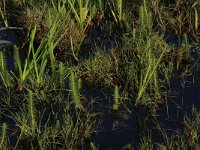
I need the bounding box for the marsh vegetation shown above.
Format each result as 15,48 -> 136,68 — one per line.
0,0 -> 200,149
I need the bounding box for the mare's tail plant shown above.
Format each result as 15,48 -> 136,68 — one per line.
0,51 -> 12,88
69,71 -> 83,109
139,0 -> 153,38
191,2 -> 199,33
59,62 -> 65,88
0,122 -> 7,149
135,38 -> 168,106
113,85 -> 120,110
28,90 -> 36,133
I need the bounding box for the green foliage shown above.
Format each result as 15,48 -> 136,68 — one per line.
90,142 -> 98,150
51,0 -> 67,14
135,36 -> 168,106
59,62 -> 65,87
113,85 -> 120,110
0,51 -> 12,88
69,71 -> 83,109
0,123 -> 7,149
28,90 -> 36,132
139,0 -> 153,35
68,0 -> 90,27
0,0 -> 8,27
109,0 -> 124,26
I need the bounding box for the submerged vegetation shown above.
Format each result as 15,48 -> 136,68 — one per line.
0,0 -> 200,149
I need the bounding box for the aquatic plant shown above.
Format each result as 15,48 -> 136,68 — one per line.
139,0 -> 152,37
135,37 -> 168,106
0,51 -> 13,88
68,0 -> 90,28
79,50 -> 114,86
28,90 -> 36,132
0,0 -> 8,27
109,0 -> 124,25
51,0 -> 67,14
138,133 -> 153,150
12,26 -> 45,90
69,70 -> 83,109
59,62 -> 65,88
90,142 -> 98,150
191,2 -> 199,33
113,85 -> 120,110
13,45 -> 32,91
0,123 -> 7,149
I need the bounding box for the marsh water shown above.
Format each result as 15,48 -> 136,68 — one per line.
1,29 -> 200,149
